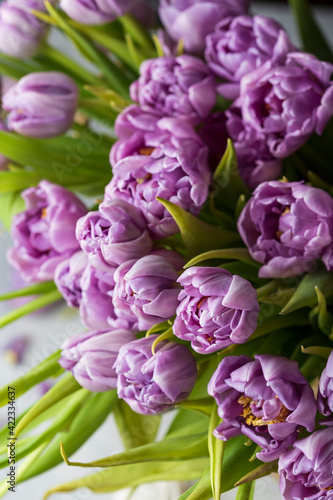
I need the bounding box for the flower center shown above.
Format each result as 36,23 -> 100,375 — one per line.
238,396 -> 290,426
139,147 -> 155,156
137,173 -> 152,184
41,208 -> 47,219
276,206 -> 291,240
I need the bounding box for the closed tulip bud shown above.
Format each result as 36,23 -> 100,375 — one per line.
59,329 -> 137,392
3,71 -> 78,138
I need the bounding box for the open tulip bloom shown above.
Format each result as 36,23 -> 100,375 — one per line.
1,1 -> 333,500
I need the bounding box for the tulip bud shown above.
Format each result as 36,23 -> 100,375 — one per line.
3,71 -> 78,138
59,329 -> 137,392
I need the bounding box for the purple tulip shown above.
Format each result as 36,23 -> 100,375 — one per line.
80,263 -> 135,332
59,329 -> 137,392
114,335 -> 197,414
159,0 -> 250,54
318,350 -> 333,417
208,354 -> 317,462
130,55 -> 216,125
237,180 -> 333,278
173,267 -> 259,354
54,251 -> 88,308
113,254 -> 181,331
205,15 -> 293,100
76,199 -> 153,271
0,0 -> 46,59
240,52 -> 333,158
106,105 -> 211,238
3,71 -> 78,138
278,427 -> 333,499
226,107 -> 282,189
60,0 -> 134,25
7,181 -> 87,282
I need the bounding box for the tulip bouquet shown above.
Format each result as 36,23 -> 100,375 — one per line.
0,0 -> 333,499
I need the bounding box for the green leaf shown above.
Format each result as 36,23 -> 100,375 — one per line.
175,436 -> 259,500
0,171 -> 41,193
125,33 -> 146,70
69,24 -> 138,71
61,432 -> 208,468
0,350 -> 62,407
157,198 -> 241,256
43,458 -> 209,498
315,286 -> 333,337
19,392 -> 117,482
288,0 -> 333,63
119,13 -> 154,48
13,373 -> 81,438
281,268 -> 333,315
146,319 -> 172,337
114,399 -> 160,450
0,53 -> 41,79
176,398 -> 213,418
166,410 -> 209,440
0,390 -> 90,467
208,402 -> 224,500
45,2 -> 131,95
85,85 -> 132,112
0,289 -> 62,330
184,249 -> 259,269
0,191 -> 25,230
301,345 -> 332,359
211,140 -> 251,212
234,460 -> 278,487
178,468 -> 211,500
39,42 -> 98,84
0,131 -> 111,189
0,392 -> 118,493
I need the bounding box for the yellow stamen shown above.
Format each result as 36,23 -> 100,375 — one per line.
238,396 -> 290,427
137,173 -> 152,184
139,147 -> 155,156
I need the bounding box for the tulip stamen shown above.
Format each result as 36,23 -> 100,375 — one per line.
137,173 -> 152,184
238,396 -> 290,426
139,147 -> 155,156
41,208 -> 47,219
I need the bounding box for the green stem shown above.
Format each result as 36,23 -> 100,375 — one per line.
40,43 -> 98,83
119,13 -> 153,48
0,281 -> 56,301
0,290 -> 62,329
236,481 -> 255,500
256,280 -> 280,301
14,373 -> 81,438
